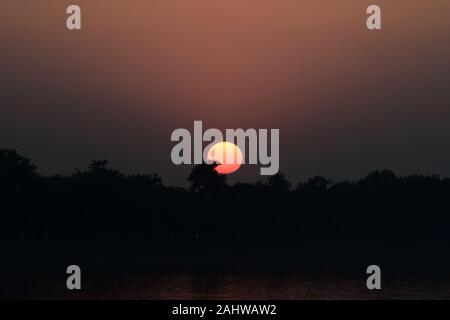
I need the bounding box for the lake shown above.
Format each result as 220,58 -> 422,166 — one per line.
25,272 -> 450,300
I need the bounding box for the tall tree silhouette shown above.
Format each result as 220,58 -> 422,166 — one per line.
188,163 -> 227,193
0,149 -> 38,191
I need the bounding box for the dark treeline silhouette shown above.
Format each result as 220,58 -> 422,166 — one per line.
1,148 -> 450,268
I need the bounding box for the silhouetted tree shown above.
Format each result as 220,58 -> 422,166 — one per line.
0,149 -> 38,191
74,160 -> 123,182
297,176 -> 333,192
128,173 -> 163,192
359,170 -> 398,188
188,163 -> 227,193
1,147 -> 450,267
267,172 -> 291,193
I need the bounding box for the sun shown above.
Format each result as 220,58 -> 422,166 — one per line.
207,141 -> 243,174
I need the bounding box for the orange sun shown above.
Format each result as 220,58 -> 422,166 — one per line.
207,141 -> 243,174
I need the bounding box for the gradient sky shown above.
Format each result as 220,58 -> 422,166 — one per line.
1,1 -> 450,185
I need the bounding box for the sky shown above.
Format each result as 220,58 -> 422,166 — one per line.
1,1 -> 450,186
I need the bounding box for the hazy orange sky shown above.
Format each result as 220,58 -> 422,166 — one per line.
1,1 -> 450,185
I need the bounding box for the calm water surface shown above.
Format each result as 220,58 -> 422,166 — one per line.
30,272 -> 450,300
